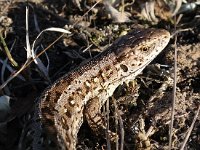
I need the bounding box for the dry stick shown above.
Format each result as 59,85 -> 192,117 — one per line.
180,105 -> 200,150
169,14 -> 182,149
169,17 -> 177,149
113,99 -> 124,150
106,97 -> 111,150
112,97 -> 119,150
114,101 -> 119,150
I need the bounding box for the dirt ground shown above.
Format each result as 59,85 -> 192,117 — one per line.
0,0 -> 200,150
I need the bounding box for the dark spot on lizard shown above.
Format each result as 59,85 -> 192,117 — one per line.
64,90 -> 68,95
120,64 -> 128,72
68,96 -> 75,107
77,88 -> 82,92
41,107 -> 55,116
61,118 -> 69,130
65,110 -> 72,118
44,94 -> 51,102
105,65 -> 111,71
55,91 -> 62,99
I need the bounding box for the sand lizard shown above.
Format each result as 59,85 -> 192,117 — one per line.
19,28 -> 170,150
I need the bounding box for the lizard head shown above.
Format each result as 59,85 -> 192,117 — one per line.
113,28 -> 170,76
114,28 -> 170,59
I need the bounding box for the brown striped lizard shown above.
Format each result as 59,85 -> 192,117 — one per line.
19,28 -> 170,150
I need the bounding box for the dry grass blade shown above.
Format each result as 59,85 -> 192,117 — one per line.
0,6 -> 71,90
25,6 -> 31,60
0,31 -> 18,67
0,32 -> 66,90
32,5 -> 41,33
1,39 -> 23,95
27,6 -> 50,81
31,27 -> 71,81
113,99 -> 124,150
0,38 -> 25,82
106,98 -> 111,150
180,105 -> 200,150
0,95 -> 10,122
0,61 -> 29,90
0,59 -> 25,81
169,15 -> 178,149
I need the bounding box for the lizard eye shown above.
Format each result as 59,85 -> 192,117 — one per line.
141,46 -> 148,52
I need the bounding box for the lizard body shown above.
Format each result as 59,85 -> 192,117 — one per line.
19,28 -> 170,150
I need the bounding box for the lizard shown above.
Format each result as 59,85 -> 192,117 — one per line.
19,28 -> 170,150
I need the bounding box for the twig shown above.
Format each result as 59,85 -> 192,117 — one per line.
169,15 -> 178,149
180,105 -> 200,150
113,98 -> 124,150
106,97 -> 111,150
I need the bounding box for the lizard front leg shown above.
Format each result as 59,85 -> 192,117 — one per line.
84,96 -> 118,142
